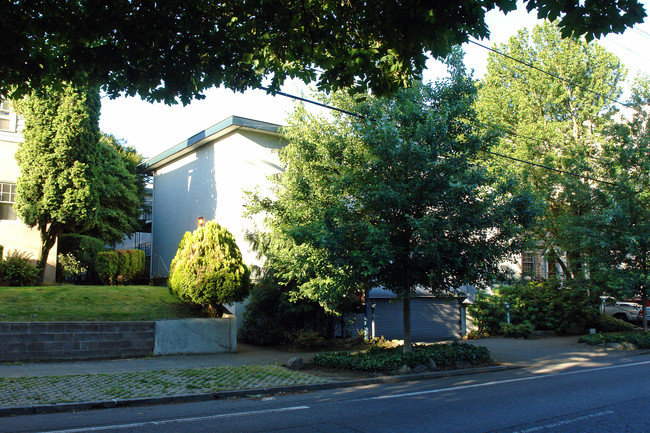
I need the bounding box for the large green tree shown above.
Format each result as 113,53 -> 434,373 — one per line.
583,78 -> 650,331
249,58 -> 537,350
476,22 -> 626,281
13,85 -> 102,280
0,1 -> 644,104
13,85 -> 148,280
78,134 -> 148,246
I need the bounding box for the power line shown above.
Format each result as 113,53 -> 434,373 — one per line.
468,39 -> 630,108
269,89 -> 623,189
260,86 -> 365,119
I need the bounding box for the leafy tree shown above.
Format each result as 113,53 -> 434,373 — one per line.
77,134 -> 147,246
168,221 -> 251,317
476,22 -> 626,282
0,1 -> 644,104
249,57 -> 537,351
13,84 -> 102,281
583,77 -> 650,331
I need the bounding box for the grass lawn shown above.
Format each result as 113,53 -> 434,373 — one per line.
0,285 -> 206,322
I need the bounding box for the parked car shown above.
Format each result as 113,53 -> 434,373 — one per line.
601,297 -> 645,323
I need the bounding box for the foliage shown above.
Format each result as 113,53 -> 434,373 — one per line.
592,314 -> 637,333
168,221 -> 250,317
239,271 -> 335,345
577,77 -> 650,330
96,250 -> 145,285
499,321 -> 535,338
57,234 -> 107,283
0,250 -> 39,287
76,134 -> 148,246
57,253 -> 87,283
468,281 -> 599,335
13,83 -> 102,281
476,22 -> 626,282
0,244 -> 3,258
0,285 -> 205,322
248,55 -> 537,350
285,329 -> 326,351
579,332 -> 650,348
311,342 -> 492,373
0,2 -> 643,103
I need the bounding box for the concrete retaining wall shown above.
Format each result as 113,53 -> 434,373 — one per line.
0,317 -> 237,362
154,315 -> 237,355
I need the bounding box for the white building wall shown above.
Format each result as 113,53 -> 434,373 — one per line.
0,119 -> 57,282
151,129 -> 282,276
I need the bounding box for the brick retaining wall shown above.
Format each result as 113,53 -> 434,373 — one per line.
0,322 -> 155,362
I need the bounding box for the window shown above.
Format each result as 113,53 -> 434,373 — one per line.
522,251 -> 547,280
0,182 -> 17,220
522,252 -> 535,275
0,101 -> 11,131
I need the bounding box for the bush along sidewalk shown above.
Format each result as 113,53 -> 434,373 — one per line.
579,332 -> 650,349
311,342 -> 492,374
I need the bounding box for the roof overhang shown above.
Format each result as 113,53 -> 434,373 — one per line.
138,115 -> 282,174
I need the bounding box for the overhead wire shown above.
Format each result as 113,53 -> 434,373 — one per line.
269,88 -> 625,189
468,39 -> 630,108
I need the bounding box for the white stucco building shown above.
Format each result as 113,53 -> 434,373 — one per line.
139,116 -> 283,280
0,101 -> 57,282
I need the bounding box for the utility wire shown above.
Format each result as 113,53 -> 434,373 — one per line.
260,86 -> 365,119
468,39 -> 630,108
268,88 -> 623,188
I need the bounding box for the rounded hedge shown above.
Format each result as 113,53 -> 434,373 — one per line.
168,221 -> 251,316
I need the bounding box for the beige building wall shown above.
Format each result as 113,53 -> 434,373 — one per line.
0,111 -> 57,283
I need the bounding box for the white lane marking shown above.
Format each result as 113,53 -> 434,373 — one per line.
514,410 -> 614,433
357,360 -> 650,401
34,405 -> 310,433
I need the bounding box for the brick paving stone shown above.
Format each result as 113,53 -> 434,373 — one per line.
0,365 -> 333,408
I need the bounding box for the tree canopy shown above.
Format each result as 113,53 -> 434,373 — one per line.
13,84 -> 147,280
248,57 -> 537,350
13,84 -> 102,280
476,21 -> 627,282
1,1 -> 644,104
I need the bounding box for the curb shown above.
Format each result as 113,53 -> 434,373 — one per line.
0,364 -> 515,417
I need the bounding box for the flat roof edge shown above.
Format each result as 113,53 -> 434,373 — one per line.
138,115 -> 282,174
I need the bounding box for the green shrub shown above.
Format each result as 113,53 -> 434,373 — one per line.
57,253 -> 87,283
469,281 -> 599,336
500,321 -> 535,338
312,342 -> 492,373
96,249 -> 145,285
592,314 -> 637,333
0,244 -> 3,258
239,272 -> 334,345
579,332 -> 650,348
57,234 -> 107,283
168,221 -> 250,317
96,251 -> 120,285
0,250 -> 39,286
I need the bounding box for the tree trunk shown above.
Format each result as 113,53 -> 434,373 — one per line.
37,224 -> 61,283
403,293 -> 412,353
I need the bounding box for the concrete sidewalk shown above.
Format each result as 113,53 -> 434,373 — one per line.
1,337 -> 647,416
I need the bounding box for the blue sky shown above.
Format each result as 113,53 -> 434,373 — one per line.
99,2 -> 650,160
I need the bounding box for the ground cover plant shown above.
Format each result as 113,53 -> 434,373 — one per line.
579,332 -> 650,348
0,285 -> 205,321
311,342 -> 491,374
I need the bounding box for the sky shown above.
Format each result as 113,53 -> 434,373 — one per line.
99,2 -> 650,160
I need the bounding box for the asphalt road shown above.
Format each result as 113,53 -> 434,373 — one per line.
4,353 -> 650,433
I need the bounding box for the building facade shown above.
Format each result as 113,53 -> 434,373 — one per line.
140,116 -> 283,281
0,101 -> 57,282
